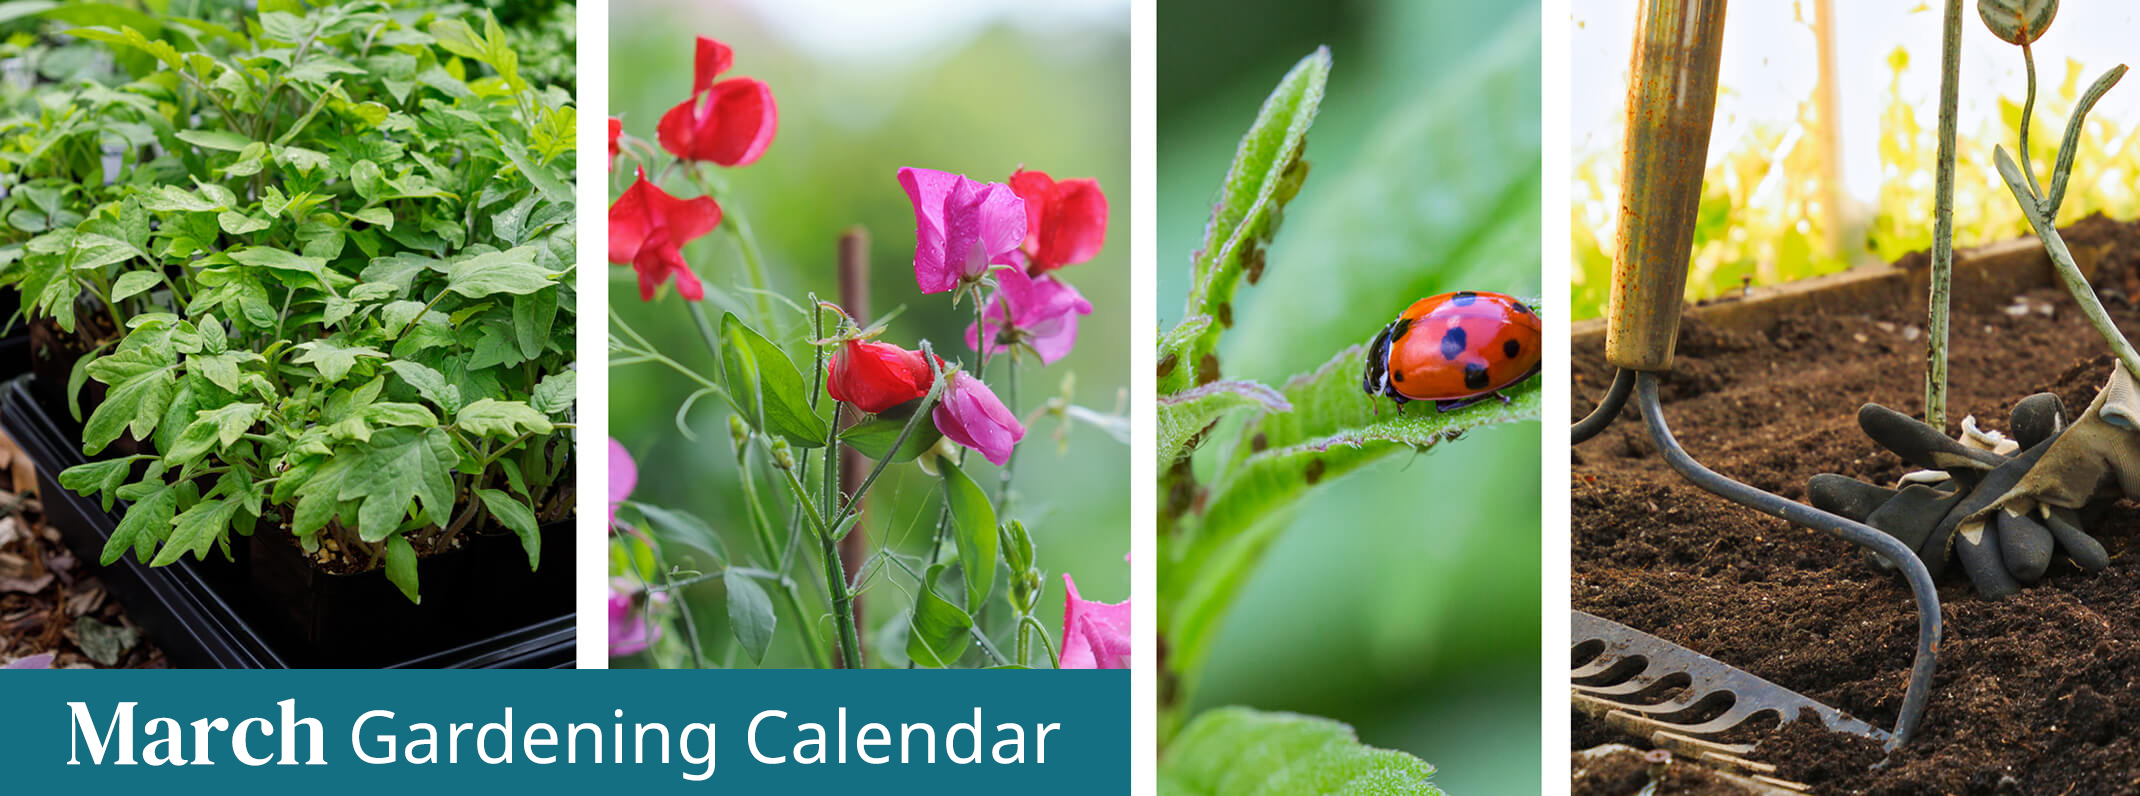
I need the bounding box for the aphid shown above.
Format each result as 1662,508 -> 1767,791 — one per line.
1361,290 -> 1542,412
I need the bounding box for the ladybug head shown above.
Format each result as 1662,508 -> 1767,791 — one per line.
1361,323 -> 1394,397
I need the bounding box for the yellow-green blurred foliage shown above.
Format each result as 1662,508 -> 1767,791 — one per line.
1572,49 -> 2140,320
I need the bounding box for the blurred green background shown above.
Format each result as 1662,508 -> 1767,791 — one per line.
610,0 -> 1129,668
1160,1 -> 1541,793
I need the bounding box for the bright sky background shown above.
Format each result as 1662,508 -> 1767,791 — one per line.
638,0 -> 1130,60
1572,1 -> 2140,205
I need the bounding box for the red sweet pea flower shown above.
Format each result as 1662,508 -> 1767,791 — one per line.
1008,169 -> 1107,272
609,169 -> 722,301
827,339 -> 936,413
658,36 -> 777,167
608,117 -> 622,169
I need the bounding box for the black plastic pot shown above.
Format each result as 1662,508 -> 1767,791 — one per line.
0,376 -> 576,668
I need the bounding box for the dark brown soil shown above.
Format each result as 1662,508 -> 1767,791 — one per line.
1573,215 -> 2140,795
1574,744 -> 1759,794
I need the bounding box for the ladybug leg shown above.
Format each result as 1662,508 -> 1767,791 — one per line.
1495,390 -> 1512,405
1435,396 -> 1486,413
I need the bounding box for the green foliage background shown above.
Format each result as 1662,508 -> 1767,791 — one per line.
1159,1 -> 1541,793
609,3 -> 1129,667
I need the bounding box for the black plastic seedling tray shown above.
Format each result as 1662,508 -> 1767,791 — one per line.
1,376 -> 575,668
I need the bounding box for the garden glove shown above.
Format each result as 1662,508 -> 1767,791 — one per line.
1808,389 -> 2108,599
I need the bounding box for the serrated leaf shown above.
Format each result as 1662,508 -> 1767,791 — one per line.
386,360 -> 462,414
292,340 -> 384,382
477,488 -> 540,570
1159,47 -> 1330,394
1157,380 -> 1292,467
941,464 -> 998,611
58,458 -> 132,511
444,246 -> 554,297
339,428 -> 456,541
364,402 -> 437,427
1159,708 -> 1439,796
164,401 -> 260,463
101,481 -> 178,566
718,312 -> 829,447
530,370 -> 574,414
455,398 -> 553,439
81,364 -> 175,454
152,498 -> 238,566
725,569 -> 776,664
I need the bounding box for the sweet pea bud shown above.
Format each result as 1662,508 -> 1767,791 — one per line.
728,415 -> 752,457
770,438 -> 795,470
1979,0 -> 2057,45
1000,520 -> 1035,573
1013,568 -> 1042,613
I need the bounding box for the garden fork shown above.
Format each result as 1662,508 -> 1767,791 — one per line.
1569,0 -> 1941,753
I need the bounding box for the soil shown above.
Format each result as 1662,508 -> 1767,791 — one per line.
1571,214 -> 2140,794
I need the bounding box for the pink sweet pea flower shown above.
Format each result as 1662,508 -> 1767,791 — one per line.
1008,169 -> 1108,272
608,580 -> 664,657
931,370 -> 1024,466
609,168 -> 722,301
1060,564 -> 1129,669
898,167 -> 1027,294
658,36 -> 777,167
609,438 -> 637,529
965,267 -> 1093,365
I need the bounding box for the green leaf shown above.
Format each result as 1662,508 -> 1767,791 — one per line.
477,489 -> 540,570
292,340 -> 384,382
339,428 -> 456,541
497,138 -> 573,206
1159,47 -> 1330,394
81,365 -> 174,454
109,270 -> 162,301
1157,380 -> 1292,467
1158,708 -> 1439,796
530,370 -> 575,415
718,312 -> 829,447
386,360 -> 463,414
71,233 -> 138,270
152,498 -> 238,566
444,247 -> 555,297
455,398 -> 553,439
101,481 -> 177,566
227,246 -> 329,285
512,287 -> 556,359
940,463 -> 999,611
383,534 -> 420,604
724,569 -> 776,664
58,458 -> 132,511
163,402 -> 261,463
364,402 -> 438,427
175,129 -> 251,152
838,416 -> 944,462
188,351 -> 248,394
635,503 -> 725,567
905,565 -> 973,668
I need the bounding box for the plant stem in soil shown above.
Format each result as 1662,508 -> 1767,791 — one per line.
1926,0 -> 1961,430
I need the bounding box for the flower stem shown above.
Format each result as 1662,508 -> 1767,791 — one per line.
774,456 -> 863,670
736,443 -> 832,668
664,569 -> 708,669
1926,0 -> 1961,431
726,206 -> 778,332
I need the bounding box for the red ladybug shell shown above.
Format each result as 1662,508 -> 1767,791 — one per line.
1362,291 -> 1541,407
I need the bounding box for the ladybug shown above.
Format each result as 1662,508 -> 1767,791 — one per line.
1362,290 -> 1541,412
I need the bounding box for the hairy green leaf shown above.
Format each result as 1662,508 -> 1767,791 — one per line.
1157,380 -> 1291,467
1159,708 -> 1439,796
718,312 -> 829,447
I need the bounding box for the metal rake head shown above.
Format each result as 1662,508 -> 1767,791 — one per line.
1573,610 -> 1885,776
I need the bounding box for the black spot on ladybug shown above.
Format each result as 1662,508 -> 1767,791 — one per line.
1464,362 -> 1490,390
1511,301 -> 1534,316
1440,327 -> 1467,360
1217,302 -> 1233,328
1250,432 -> 1268,453
1503,339 -> 1521,358
1451,291 -> 1478,306
1392,370 -> 1404,382
1388,317 -> 1411,342
1304,458 -> 1325,484
1158,353 -> 1178,379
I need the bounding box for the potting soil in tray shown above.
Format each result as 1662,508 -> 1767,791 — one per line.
1573,215 -> 2140,793
0,376 -> 575,669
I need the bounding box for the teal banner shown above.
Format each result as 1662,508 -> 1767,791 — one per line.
5,670 -> 1128,791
